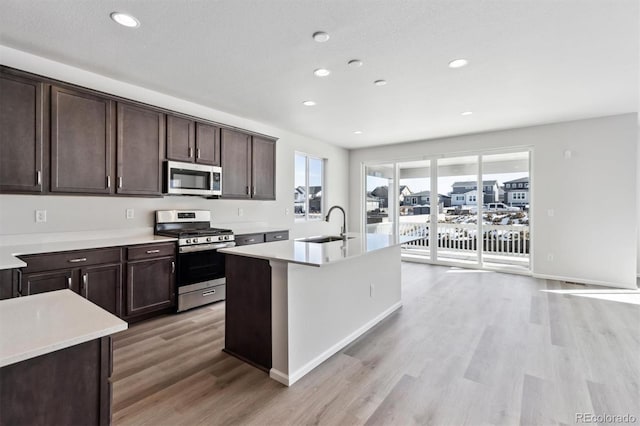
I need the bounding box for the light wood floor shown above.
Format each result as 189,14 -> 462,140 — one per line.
112,263 -> 640,425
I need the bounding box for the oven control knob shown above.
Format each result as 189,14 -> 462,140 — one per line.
206,237 -> 212,242
193,238 -> 198,244
224,235 -> 230,240
185,239 -> 191,244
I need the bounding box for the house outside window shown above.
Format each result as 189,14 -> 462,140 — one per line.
294,153 -> 325,220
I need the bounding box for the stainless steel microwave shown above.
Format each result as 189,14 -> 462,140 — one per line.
164,161 -> 222,196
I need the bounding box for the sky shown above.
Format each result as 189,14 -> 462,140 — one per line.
368,172 -> 529,195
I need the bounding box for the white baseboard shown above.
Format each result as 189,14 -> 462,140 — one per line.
270,301 -> 403,387
533,273 -> 638,290
269,368 -> 290,386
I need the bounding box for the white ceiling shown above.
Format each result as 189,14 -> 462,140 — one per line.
0,0 -> 637,149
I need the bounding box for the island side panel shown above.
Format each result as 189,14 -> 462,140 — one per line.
0,336 -> 112,426
286,245 -> 402,383
224,254 -> 272,371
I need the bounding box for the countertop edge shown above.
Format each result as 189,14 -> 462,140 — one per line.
0,322 -> 128,368
0,235 -> 177,271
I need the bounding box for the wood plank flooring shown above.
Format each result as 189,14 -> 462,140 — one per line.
112,263 -> 640,425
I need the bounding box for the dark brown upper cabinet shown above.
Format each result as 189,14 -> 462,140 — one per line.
116,102 -> 165,196
0,71 -> 44,193
50,86 -> 114,194
166,115 -> 195,163
251,136 -> 276,200
220,129 -> 276,200
195,122 -> 220,165
220,128 -> 251,198
167,115 -> 220,166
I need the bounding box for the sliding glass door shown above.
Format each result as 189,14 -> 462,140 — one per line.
363,150 -> 531,273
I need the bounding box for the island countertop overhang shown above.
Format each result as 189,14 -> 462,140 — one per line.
218,233 -> 419,267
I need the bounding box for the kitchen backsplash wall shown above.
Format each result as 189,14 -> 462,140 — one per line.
0,46 -> 349,239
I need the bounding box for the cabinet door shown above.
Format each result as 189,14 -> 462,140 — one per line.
22,269 -> 74,296
125,257 -> 175,317
195,122 -> 220,165
80,263 -> 122,316
166,115 -> 195,163
251,137 -> 276,200
0,71 -> 44,193
116,102 -> 164,196
220,128 -> 251,198
51,86 -> 113,194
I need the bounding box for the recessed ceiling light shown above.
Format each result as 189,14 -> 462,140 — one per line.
461,111 -> 473,116
448,58 -> 468,68
313,68 -> 331,77
302,100 -> 316,106
354,130 -> 363,134
373,80 -> 387,86
348,59 -> 363,68
312,31 -> 330,42
110,12 -> 140,28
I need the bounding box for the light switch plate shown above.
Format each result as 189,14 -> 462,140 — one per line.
126,208 -> 135,219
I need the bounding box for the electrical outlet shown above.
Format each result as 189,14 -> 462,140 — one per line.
547,253 -> 554,262
285,208 -> 290,215
126,208 -> 135,219
238,208 -> 244,217
35,210 -> 47,223
370,283 -> 375,298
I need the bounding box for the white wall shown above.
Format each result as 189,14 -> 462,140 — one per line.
0,46 -> 349,239
350,114 -> 638,289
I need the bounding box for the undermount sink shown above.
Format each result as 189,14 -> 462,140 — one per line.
298,236 -> 354,244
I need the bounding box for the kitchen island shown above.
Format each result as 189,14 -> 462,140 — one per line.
219,233 -> 417,386
0,289 -> 127,425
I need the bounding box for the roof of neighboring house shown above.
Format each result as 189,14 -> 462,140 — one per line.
503,177 -> 529,184
371,186 -> 388,197
452,180 -> 498,187
409,190 -> 431,197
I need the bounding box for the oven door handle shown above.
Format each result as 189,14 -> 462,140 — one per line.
179,242 -> 236,253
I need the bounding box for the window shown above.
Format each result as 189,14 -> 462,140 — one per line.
295,153 -> 325,220
518,183 -> 523,188
469,195 -> 476,202
506,183 -> 511,189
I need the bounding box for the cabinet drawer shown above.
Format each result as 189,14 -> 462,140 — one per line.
127,243 -> 176,261
265,231 -> 289,242
235,233 -> 265,246
19,247 -> 122,274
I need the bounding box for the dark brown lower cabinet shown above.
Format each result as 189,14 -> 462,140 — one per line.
125,256 -> 175,318
224,254 -> 272,371
80,263 -> 122,316
0,337 -> 112,426
22,268 -> 75,296
0,269 -> 15,299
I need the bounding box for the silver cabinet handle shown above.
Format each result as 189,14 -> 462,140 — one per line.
118,176 -> 123,188
247,239 -> 255,243
171,261 -> 175,273
146,249 -> 160,254
202,289 -> 216,297
36,170 -> 42,185
275,235 -> 283,239
68,257 -> 87,263
196,148 -> 201,159
106,175 -> 111,188
188,147 -> 193,158
252,186 -> 255,197
67,277 -> 72,289
82,273 -> 88,297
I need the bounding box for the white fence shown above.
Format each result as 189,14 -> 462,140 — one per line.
367,217 -> 530,258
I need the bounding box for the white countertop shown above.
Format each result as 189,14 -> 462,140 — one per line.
219,233 -> 418,267
0,234 -> 176,270
0,289 -> 128,367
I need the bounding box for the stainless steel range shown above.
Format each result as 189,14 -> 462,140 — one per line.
155,210 -> 235,312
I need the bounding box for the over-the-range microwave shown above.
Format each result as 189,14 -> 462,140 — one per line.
164,161 -> 222,196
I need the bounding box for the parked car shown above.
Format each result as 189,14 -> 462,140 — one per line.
485,203 -> 520,212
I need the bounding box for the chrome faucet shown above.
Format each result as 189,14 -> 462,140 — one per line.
325,205 -> 347,239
